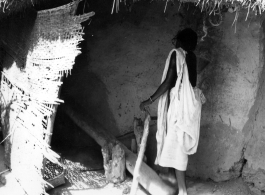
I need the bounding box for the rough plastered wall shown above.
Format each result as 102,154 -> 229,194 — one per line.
62,1 -> 181,136
179,5 -> 265,194
241,18 -> 265,195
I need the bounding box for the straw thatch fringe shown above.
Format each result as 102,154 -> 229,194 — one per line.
111,0 -> 265,16
0,1 -> 94,194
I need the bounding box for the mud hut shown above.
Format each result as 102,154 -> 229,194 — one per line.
0,0 -> 265,195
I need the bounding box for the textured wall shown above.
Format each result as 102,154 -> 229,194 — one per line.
62,1 -> 181,135
186,8 -> 263,182
177,7 -> 265,194
241,19 -> 265,195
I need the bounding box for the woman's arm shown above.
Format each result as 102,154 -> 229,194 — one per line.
140,51 -> 177,110
186,51 -> 197,87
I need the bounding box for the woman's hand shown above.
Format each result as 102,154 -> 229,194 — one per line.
140,99 -> 152,111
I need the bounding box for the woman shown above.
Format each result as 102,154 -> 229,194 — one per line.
140,28 -> 200,195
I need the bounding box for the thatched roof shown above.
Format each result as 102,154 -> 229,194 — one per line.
110,0 -> 265,16
0,0 -> 264,16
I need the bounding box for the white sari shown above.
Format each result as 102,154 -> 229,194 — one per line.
155,48 -> 205,170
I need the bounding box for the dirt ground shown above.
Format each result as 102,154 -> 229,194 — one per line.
46,137 -> 253,195
46,157 -> 253,195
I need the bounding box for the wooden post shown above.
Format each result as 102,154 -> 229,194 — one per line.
130,113 -> 151,195
45,105 -> 59,145
62,103 -> 176,195
133,117 -> 147,162
46,77 -> 64,145
0,82 -> 12,169
102,142 -> 126,183
133,117 -> 143,154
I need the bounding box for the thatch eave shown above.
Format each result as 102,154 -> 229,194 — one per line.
109,0 -> 265,16
0,0 -> 264,17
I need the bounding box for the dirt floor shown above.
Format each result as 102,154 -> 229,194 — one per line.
48,178 -> 252,195
46,133 -> 253,195
46,151 -> 253,195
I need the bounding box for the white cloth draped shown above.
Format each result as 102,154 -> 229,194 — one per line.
155,48 -> 205,167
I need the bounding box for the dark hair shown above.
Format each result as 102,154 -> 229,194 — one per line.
172,28 -> 198,51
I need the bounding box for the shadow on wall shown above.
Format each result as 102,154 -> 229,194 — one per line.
0,10 -> 37,70
59,32 -> 119,137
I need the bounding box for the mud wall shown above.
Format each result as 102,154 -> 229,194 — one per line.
62,1 -> 181,136
175,6 -> 265,194
241,19 -> 265,195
